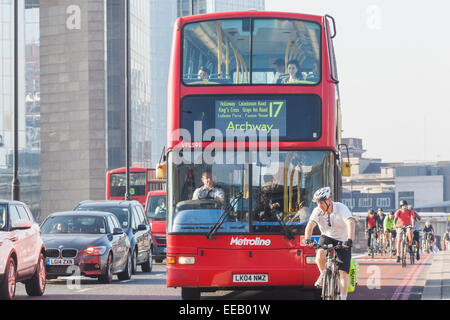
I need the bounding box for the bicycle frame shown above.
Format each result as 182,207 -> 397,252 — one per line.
399,227 -> 409,268
316,244 -> 342,300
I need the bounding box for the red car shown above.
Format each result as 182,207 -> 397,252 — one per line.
145,191 -> 166,263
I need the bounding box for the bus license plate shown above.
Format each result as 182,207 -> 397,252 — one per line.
232,274 -> 268,283
47,258 -> 75,266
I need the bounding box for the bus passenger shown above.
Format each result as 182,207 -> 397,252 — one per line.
192,171 -> 224,201
197,66 -> 210,81
271,58 -> 287,83
282,59 -> 301,83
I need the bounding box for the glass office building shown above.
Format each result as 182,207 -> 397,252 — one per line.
0,0 -> 40,218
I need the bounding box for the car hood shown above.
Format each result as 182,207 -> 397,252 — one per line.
150,220 -> 166,234
42,234 -> 106,250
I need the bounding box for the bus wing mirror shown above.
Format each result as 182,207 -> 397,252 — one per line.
338,143 -> 351,177
156,146 -> 167,179
342,162 -> 352,177
156,163 -> 167,179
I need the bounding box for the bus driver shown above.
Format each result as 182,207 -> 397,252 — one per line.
192,171 -> 225,201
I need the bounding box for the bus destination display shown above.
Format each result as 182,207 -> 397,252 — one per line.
215,99 -> 287,135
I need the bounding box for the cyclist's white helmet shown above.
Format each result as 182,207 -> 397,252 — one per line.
312,187 -> 332,203
425,221 -> 431,226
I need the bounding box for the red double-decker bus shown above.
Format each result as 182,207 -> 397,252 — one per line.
165,11 -> 346,300
106,167 -> 166,206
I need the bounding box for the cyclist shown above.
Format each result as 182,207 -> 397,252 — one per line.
444,228 -> 450,251
411,207 -> 421,261
377,208 -> 386,252
423,221 -> 435,251
365,209 -> 379,254
305,187 -> 355,300
394,200 -> 415,263
383,211 -> 397,255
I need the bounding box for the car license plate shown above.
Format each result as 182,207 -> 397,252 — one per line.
232,274 -> 268,283
47,258 -> 75,266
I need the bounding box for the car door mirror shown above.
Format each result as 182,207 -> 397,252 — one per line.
137,224 -> 147,231
12,220 -> 32,230
113,227 -> 124,235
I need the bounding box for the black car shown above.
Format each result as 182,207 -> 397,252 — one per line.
74,200 -> 153,273
40,211 -> 132,284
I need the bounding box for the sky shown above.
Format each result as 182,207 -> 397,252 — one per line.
265,0 -> 450,163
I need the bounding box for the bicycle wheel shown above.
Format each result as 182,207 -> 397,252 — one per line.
333,269 -> 341,300
321,270 -> 332,300
401,236 -> 407,268
370,236 -> 375,259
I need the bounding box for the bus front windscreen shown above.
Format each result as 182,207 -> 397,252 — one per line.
110,172 -> 146,197
167,150 -> 335,235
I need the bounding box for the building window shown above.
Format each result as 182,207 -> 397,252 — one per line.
377,198 -> 390,208
359,198 -> 372,208
398,191 -> 414,207
342,198 -> 355,209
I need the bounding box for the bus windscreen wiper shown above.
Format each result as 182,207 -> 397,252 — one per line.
206,192 -> 243,240
274,211 -> 295,240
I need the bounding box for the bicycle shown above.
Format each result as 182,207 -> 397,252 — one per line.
398,226 -> 411,268
367,228 -> 376,258
423,231 -> 432,253
385,231 -> 395,258
410,243 -> 416,265
315,243 -> 343,300
377,229 -> 385,255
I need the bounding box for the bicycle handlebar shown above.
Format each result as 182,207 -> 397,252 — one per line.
313,243 -> 343,250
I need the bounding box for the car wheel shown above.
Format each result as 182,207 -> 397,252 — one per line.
25,253 -> 46,296
98,253 -> 113,284
118,252 -> 132,281
141,248 -> 152,273
0,257 -> 17,300
181,287 -> 201,300
131,249 -> 137,275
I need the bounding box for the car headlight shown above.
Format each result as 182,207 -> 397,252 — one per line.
83,246 -> 107,256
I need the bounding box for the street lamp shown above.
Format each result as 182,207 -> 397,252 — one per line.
124,0 -> 131,201
365,187 -> 372,211
12,0 -> 20,200
346,178 -> 354,212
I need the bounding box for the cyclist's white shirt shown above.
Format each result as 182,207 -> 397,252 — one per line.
309,202 -> 353,242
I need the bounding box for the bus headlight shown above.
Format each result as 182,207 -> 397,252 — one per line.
178,256 -> 195,265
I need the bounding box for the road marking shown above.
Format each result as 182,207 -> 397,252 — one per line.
120,280 -> 134,283
391,254 -> 432,300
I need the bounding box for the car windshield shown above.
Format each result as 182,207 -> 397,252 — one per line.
146,195 -> 167,220
41,216 -> 107,234
0,204 -> 6,230
76,206 -> 131,229
167,150 -> 335,235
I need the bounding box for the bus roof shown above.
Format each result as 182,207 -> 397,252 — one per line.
177,11 -> 324,25
108,167 -> 152,174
